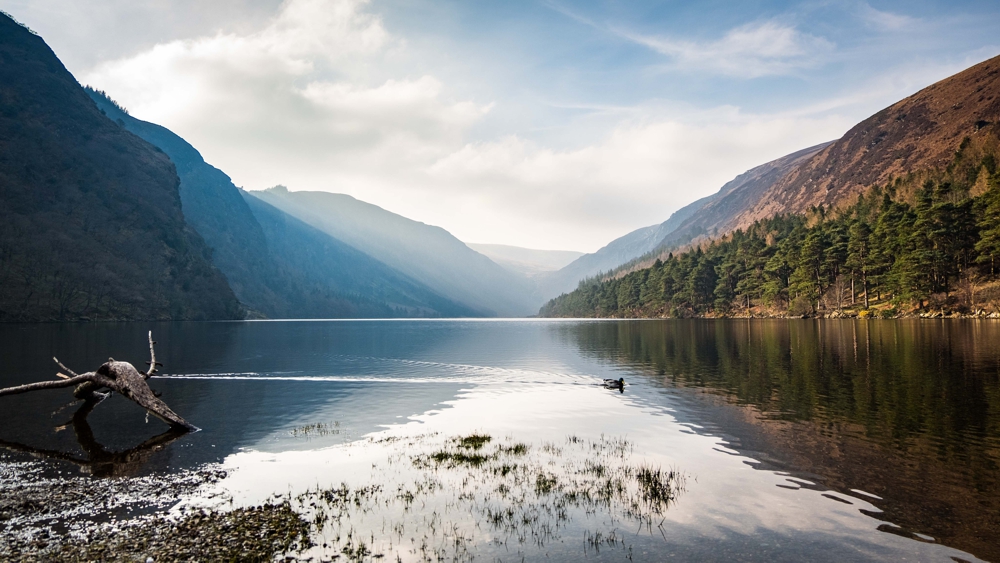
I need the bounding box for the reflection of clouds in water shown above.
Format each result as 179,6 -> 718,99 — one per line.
209,383 -> 982,562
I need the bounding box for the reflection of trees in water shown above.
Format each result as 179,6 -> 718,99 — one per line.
0,396 -> 185,478
563,320 -> 1000,449
558,319 -> 1000,562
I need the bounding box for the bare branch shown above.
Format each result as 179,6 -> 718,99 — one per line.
144,330 -> 159,379
53,357 -> 79,378
0,372 -> 114,398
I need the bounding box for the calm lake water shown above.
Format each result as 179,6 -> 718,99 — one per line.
1,319 -> 998,561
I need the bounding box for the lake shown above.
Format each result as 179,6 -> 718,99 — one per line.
1,319 -> 998,562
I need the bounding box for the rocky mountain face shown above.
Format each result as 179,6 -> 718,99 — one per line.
0,13 -> 241,320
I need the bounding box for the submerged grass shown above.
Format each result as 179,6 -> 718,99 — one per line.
2,433 -> 686,562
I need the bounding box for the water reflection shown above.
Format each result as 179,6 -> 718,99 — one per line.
557,319 -> 1000,561
0,397 -> 186,477
2,320 -> 998,561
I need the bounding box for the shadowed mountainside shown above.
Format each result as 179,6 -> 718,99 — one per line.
0,13 -> 241,321
86,89 -> 477,318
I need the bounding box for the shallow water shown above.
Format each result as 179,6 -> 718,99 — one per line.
1,319 -> 998,561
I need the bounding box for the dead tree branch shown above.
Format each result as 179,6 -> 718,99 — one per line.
0,332 -> 197,432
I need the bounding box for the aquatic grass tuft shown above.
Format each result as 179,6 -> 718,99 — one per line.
429,450 -> 490,467
457,433 -> 492,450
498,443 -> 529,456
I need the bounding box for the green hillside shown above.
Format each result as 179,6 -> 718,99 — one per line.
541,138 -> 1000,318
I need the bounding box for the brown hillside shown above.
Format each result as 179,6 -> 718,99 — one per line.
730,54 -> 1000,229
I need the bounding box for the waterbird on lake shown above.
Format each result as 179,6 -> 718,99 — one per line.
603,377 -> 624,390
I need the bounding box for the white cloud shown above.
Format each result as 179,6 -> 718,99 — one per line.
78,0 -> 951,253
857,3 -> 917,31
421,110 -> 851,249
616,20 -> 834,78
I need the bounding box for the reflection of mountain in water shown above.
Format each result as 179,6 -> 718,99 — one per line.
555,319 -> 1000,562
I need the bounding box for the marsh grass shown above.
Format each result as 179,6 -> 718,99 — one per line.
290,421 -> 343,438
283,433 -> 686,561
2,432 -> 684,562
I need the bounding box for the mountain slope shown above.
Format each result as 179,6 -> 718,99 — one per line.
538,142 -> 831,300
729,54 -> 1000,231
241,193 -> 480,317
652,142 -> 833,251
540,54 -> 1000,319
252,188 -> 538,316
85,89 -> 474,318
0,13 -> 241,321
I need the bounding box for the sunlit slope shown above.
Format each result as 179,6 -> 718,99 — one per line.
251,187 -> 539,317
730,54 -> 1000,231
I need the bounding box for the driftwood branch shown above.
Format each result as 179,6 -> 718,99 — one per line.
0,332 -> 197,432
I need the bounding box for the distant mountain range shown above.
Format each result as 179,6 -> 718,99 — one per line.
0,10 -> 498,320
86,88 -> 476,319
465,244 -> 582,278
251,188 -> 539,316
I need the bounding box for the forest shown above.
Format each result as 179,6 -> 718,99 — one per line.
541,135 -> 1000,318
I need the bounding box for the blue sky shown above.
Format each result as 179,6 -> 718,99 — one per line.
6,0 -> 1000,251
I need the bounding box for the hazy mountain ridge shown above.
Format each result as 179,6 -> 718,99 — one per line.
538,142 -> 832,301
252,188 -> 539,316
466,244 -> 583,278
241,192 -> 480,317
0,13 -> 241,321
86,88 -> 476,318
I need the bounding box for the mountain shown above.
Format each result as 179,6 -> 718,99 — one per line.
85,89 -> 475,318
466,244 -> 582,278
0,13 -> 241,321
720,54 -> 1000,234
541,54 -> 1000,299
240,193 -> 478,317
251,188 -> 539,316
540,54 -> 1000,318
537,142 -> 832,300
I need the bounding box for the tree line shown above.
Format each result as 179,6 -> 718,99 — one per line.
541,137 -> 1000,318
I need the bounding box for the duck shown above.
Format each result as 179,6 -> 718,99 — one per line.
603,377 -> 624,390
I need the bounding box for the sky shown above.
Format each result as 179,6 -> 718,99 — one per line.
5,0 -> 1000,252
